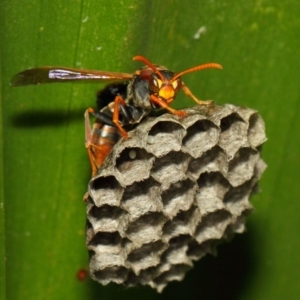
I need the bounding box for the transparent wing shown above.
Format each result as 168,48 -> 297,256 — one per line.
11,66 -> 133,86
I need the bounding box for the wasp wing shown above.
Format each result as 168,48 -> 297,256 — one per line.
11,67 -> 133,86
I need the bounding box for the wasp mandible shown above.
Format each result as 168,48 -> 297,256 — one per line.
11,56 -> 222,176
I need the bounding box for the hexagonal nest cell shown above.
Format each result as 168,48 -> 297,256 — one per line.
85,104 -> 267,292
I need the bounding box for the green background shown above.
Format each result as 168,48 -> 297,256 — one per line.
1,0 -> 300,299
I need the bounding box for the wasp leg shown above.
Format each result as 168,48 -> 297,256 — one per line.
181,82 -> 213,105
84,108 -> 112,177
83,192 -> 90,202
150,94 -> 187,117
85,108 -> 95,148
112,95 -> 129,138
84,108 -> 100,177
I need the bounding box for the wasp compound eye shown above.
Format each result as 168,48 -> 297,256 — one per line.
85,104 -> 267,292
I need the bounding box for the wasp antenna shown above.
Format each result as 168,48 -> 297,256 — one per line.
133,55 -> 164,80
172,63 -> 223,81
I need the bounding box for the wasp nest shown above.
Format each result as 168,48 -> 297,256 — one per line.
85,104 -> 267,292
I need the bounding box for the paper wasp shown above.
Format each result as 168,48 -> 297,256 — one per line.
11,55 -> 222,176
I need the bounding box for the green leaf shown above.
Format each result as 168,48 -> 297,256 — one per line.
1,0 -> 300,299
0,58 -> 6,300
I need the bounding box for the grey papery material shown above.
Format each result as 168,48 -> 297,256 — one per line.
85,104 -> 267,292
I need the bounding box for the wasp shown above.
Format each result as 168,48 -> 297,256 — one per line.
11,56 -> 222,176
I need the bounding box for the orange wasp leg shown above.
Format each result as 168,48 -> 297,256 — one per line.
84,108 -> 112,177
83,108 -> 97,202
150,94 -> 187,117
181,82 -> 213,105
112,95 -> 129,138
84,108 -> 100,177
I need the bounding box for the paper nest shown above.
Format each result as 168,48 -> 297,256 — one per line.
85,104 -> 267,292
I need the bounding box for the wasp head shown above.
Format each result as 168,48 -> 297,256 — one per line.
133,55 -> 222,108
148,71 -> 181,104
